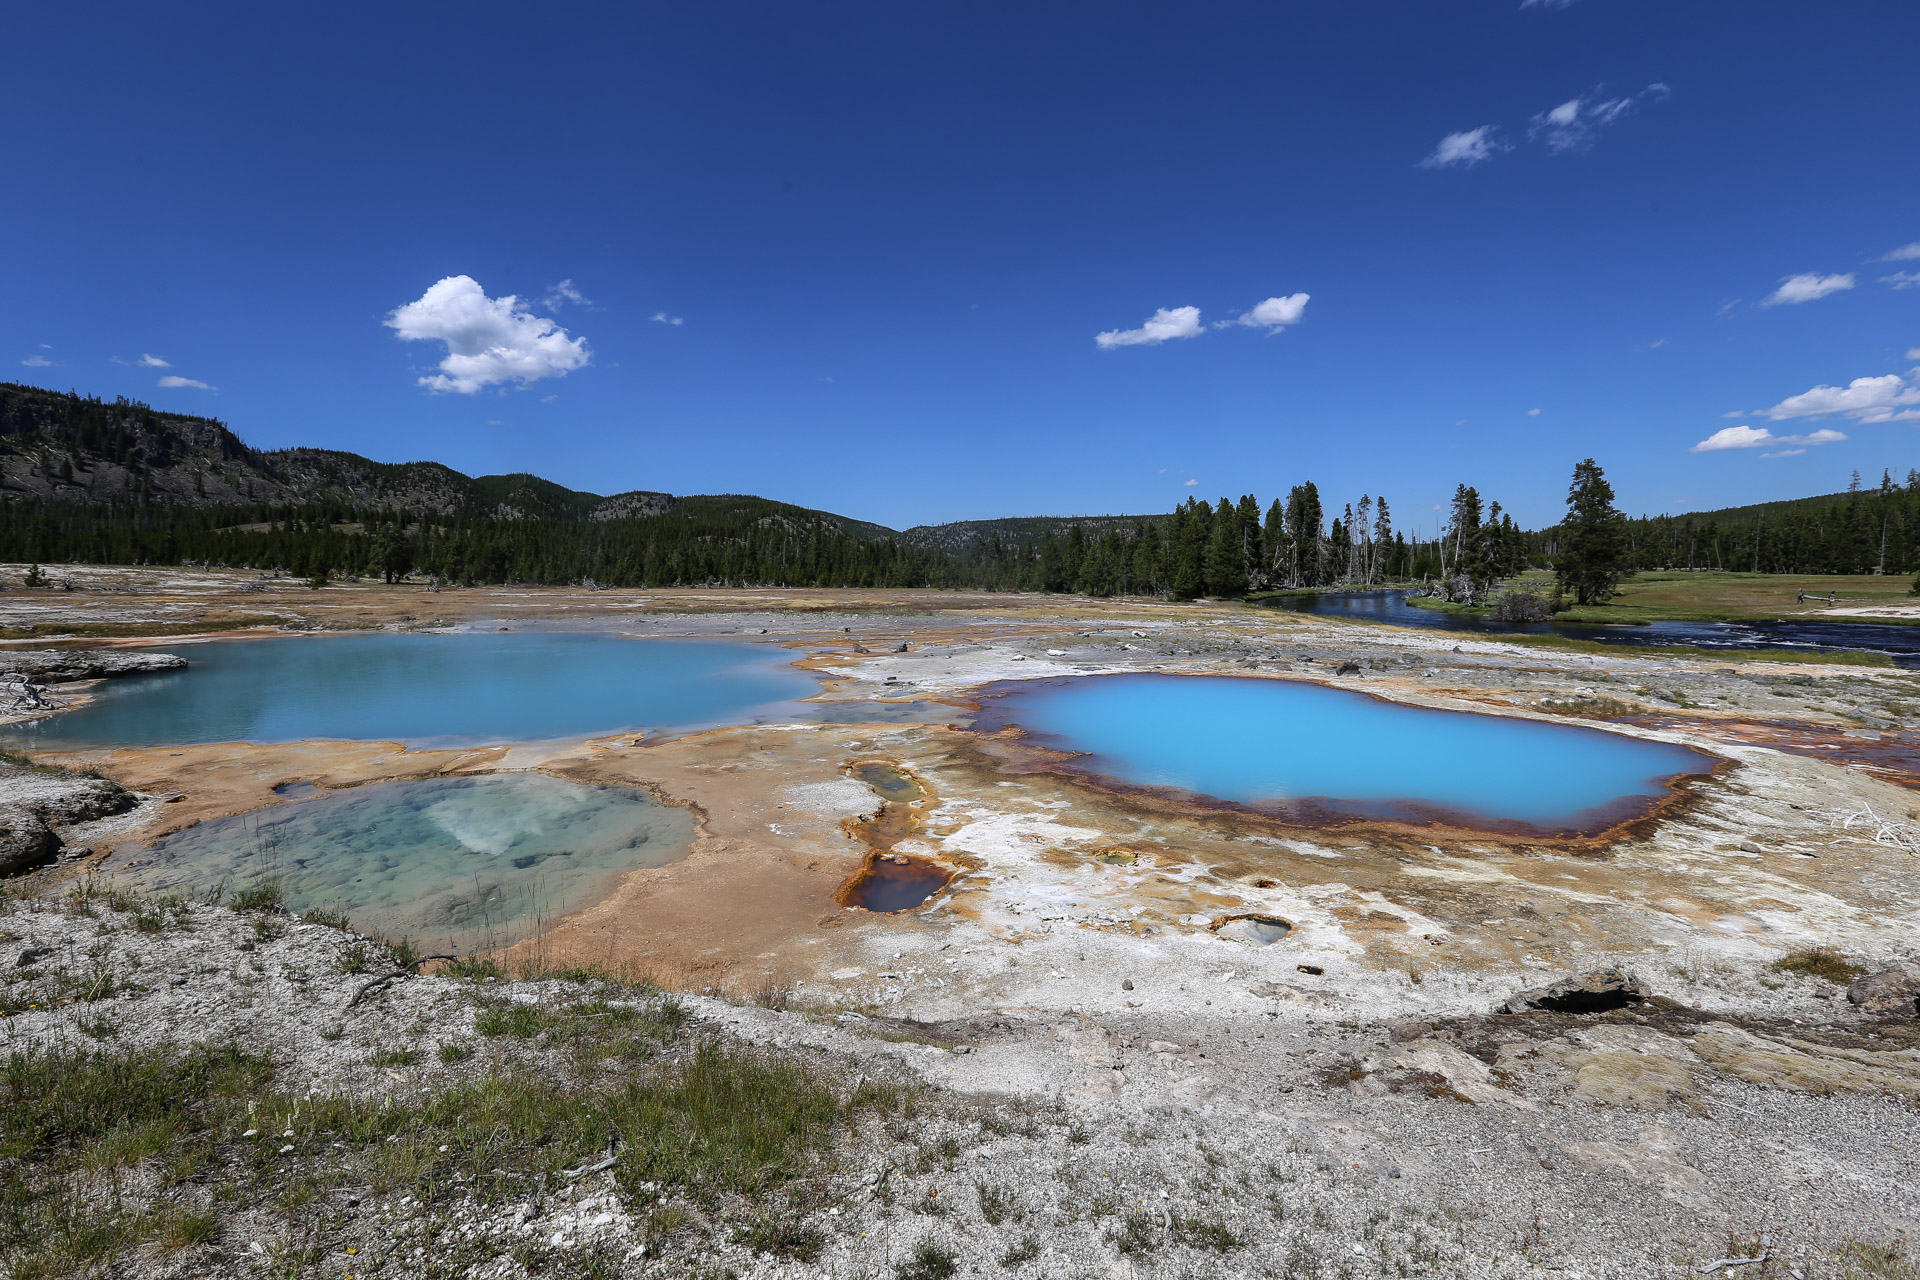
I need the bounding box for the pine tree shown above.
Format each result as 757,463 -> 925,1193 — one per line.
1131,522 -> 1164,596
1284,483 -> 1324,586
1371,496 -> 1392,584
1261,499 -> 1286,584
1556,458 -> 1631,605
1170,499 -> 1208,599
1205,499 -> 1247,596
1235,494 -> 1262,589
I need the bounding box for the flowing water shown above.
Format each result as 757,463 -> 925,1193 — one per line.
1260,588 -> 1920,668
3,632 -> 825,748
101,773 -> 695,952
971,674 -> 1714,836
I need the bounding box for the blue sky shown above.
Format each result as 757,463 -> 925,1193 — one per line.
6,1 -> 1917,532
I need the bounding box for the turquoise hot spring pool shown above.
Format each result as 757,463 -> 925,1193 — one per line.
969,674 -> 1716,836
2,631 -> 824,749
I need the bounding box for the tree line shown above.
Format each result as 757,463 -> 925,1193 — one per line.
1602,469 -> 1920,576
0,456 -> 1848,605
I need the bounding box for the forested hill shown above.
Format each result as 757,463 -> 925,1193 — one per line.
897,513 -> 1167,553
1621,473 -> 1920,574
0,382 -> 680,523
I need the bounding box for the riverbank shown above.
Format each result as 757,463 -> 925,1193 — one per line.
1528,570 -> 1920,626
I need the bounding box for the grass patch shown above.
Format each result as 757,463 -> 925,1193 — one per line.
368,1046 -> 424,1067
1773,948 -> 1866,984
228,881 -> 284,913
472,996 -> 687,1074
1550,571 -> 1920,625
1,997 -> 902,1275
1,956 -> 128,1016
732,1212 -> 827,1262
999,1234 -> 1042,1267
975,1179 -> 1019,1226
442,954 -> 507,982
897,1241 -> 959,1280
0,1042 -> 272,1276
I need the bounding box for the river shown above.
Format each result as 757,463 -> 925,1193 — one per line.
1258,589 -> 1920,669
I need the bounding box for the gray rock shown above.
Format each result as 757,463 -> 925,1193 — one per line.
1501,969 -> 1650,1015
0,760 -> 137,877
0,805 -> 60,877
1336,660 -> 1362,676
1847,966 -> 1920,1017
0,649 -> 187,683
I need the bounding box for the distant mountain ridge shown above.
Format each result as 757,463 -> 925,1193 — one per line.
0,381 -> 1150,546
0,382 -> 874,533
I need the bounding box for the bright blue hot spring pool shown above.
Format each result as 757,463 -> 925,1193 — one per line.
969,674 -> 1715,836
3,632 -> 823,748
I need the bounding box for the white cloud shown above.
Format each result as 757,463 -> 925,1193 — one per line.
542,279 -> 590,309
1232,294 -> 1309,332
1908,348 -> 1920,362
539,394 -> 558,403
1182,479 -> 1199,487
1527,408 -> 1541,416
1760,272 -> 1855,307
1692,426 -> 1772,451
387,275 -> 590,394
137,353 -> 171,368
1880,271 -> 1920,290
1095,305 -> 1204,349
158,376 -> 216,390
1761,449 -> 1806,458
1650,337 -> 1666,348
20,355 -> 54,367
1757,371 -> 1920,424
1690,424 -> 1846,453
651,312 -> 684,326
1879,242 -> 1920,262
1529,84 -> 1669,153
1419,127 -> 1505,169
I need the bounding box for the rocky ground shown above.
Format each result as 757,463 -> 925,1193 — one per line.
1,886 -> 1914,1280
0,570 -> 1915,1277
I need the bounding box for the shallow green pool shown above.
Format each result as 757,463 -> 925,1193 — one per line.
104,773 -> 695,952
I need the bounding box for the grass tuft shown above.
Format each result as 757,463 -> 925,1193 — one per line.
1773,948 -> 1866,984
228,881 -> 285,913
896,1241 -> 959,1280
732,1213 -> 827,1262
